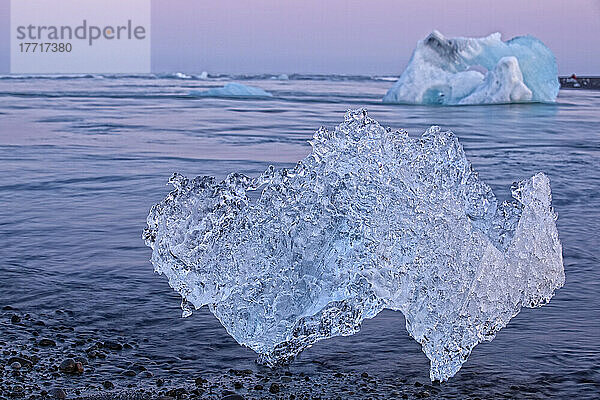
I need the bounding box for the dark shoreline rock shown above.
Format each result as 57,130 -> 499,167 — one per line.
38,338 -> 57,347
59,358 -> 84,374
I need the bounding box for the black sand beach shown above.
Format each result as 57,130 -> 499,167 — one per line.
2,306 -> 450,400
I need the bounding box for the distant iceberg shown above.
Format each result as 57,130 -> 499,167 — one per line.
271,73 -> 289,80
143,110 -> 564,381
383,31 -> 559,105
190,82 -> 272,98
171,72 -> 193,79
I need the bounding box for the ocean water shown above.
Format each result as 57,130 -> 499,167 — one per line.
0,75 -> 598,398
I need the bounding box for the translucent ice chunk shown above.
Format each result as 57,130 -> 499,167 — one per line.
190,82 -> 272,98
383,31 -> 559,105
143,109 -> 564,381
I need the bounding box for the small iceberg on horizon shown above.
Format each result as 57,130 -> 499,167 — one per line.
383,31 -> 559,105
271,73 -> 289,80
190,82 -> 273,98
170,72 -> 193,79
143,109 -> 564,382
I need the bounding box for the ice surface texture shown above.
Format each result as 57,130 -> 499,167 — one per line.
383,31 -> 559,105
190,82 -> 272,98
143,110 -> 564,381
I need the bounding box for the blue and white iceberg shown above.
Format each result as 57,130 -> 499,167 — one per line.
383,31 -> 559,105
190,82 -> 272,98
143,110 -> 564,381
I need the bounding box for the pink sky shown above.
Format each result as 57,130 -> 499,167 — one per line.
1,0 -> 599,74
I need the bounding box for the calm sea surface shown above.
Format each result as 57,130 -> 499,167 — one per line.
0,75 -> 598,398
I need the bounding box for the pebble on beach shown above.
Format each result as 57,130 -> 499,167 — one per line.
48,387 -> 67,399
38,338 -> 57,347
102,380 -> 115,390
269,382 -> 280,394
59,358 -> 84,374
